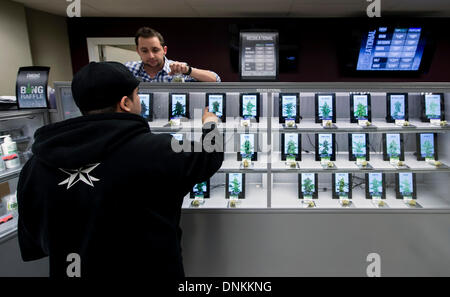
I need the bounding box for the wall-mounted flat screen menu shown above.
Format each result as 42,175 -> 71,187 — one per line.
239,31 -> 279,81
356,27 -> 425,71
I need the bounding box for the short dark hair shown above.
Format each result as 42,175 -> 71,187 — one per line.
135,27 -> 165,47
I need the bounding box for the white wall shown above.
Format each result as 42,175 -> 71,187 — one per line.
0,0 -> 33,95
103,45 -> 140,64
25,8 -> 73,88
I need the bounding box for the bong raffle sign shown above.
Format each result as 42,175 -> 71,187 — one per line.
16,66 -> 50,109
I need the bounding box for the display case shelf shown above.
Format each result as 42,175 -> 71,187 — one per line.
271,153 -> 450,174
182,183 -> 267,209
0,109 -> 50,122
0,108 -> 49,241
149,118 -> 267,133
0,165 -> 23,184
53,82 -> 450,211
271,182 -> 450,209
147,118 -> 450,134
273,118 -> 450,134
0,215 -> 17,244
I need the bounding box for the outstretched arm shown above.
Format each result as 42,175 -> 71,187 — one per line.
169,61 -> 220,82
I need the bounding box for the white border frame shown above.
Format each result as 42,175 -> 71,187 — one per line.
86,37 -> 136,62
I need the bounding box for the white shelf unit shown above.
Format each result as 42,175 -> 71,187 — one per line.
0,109 -> 50,241
53,82 -> 450,212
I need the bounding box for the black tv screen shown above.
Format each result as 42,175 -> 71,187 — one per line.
356,27 -> 426,71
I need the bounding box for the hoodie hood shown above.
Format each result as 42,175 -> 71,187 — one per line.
32,113 -> 149,169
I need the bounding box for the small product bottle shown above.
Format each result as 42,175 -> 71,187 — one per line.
5,192 -> 18,216
1,135 -> 20,169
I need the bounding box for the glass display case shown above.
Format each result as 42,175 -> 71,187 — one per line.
53,82 -> 450,211
0,109 -> 51,242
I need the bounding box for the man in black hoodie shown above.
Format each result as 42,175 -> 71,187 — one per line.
17,62 -> 223,278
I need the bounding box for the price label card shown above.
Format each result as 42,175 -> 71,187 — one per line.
403,196 -> 416,206
390,157 -> 399,165
356,157 -> 366,165
194,195 -> 204,202
287,155 -> 296,162
425,157 -> 435,163
339,196 -> 350,205
240,119 -> 251,127
321,157 -> 330,165
430,119 -> 441,126
358,119 -> 369,126
286,119 -> 296,128
302,195 -> 314,207
170,118 -> 181,126
395,119 -> 405,126
322,120 -> 332,127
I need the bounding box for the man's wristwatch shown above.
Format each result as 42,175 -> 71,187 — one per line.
183,65 -> 192,76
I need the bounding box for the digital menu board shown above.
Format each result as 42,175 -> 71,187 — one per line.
239,31 -> 279,81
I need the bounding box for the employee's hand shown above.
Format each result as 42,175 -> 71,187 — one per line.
202,107 -> 218,124
169,61 -> 189,75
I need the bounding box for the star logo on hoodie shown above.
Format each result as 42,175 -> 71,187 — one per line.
58,163 -> 101,189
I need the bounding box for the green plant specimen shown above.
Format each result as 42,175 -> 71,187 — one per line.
230,177 -> 241,195
387,140 -> 399,157
320,140 -> 330,156
302,177 -> 315,195
400,178 -> 412,196
212,101 -> 220,114
284,103 -> 295,119
428,101 -> 439,117
244,101 -> 256,117
422,140 -> 434,158
173,101 -> 185,117
195,182 -> 206,195
393,101 -> 402,118
321,102 -> 331,119
287,140 -> 297,156
337,177 -> 348,194
370,178 -> 382,196
353,141 -> 365,156
355,103 -> 368,119
241,140 -> 253,157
